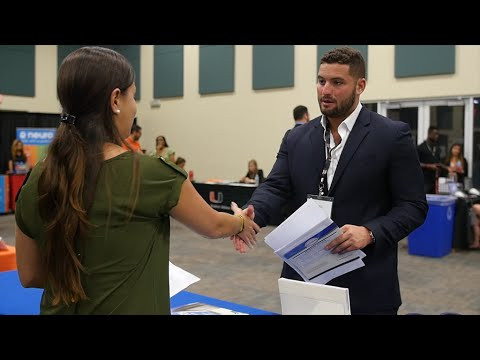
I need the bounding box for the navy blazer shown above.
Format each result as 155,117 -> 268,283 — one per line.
249,106 -> 427,314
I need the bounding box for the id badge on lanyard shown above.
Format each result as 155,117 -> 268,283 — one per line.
307,194 -> 334,218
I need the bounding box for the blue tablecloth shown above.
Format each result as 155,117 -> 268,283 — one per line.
0,270 -> 275,315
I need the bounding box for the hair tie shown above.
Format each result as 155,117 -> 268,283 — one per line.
60,113 -> 77,125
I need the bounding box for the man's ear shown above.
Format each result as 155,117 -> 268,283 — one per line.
356,78 -> 366,95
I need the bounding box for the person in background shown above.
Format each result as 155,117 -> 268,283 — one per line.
232,47 -> 427,314
175,157 -> 186,169
470,204 -> 480,249
14,46 -> 259,315
8,139 -> 29,174
154,135 -> 175,163
292,105 -> 309,128
240,159 -> 264,185
122,123 -> 142,153
417,126 -> 443,194
442,143 -> 468,184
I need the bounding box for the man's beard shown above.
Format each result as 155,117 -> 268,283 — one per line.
319,87 -> 356,119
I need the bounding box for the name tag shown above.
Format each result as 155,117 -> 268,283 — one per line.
307,194 -> 333,218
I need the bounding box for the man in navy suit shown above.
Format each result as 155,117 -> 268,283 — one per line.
292,105 -> 309,128
233,47 -> 427,314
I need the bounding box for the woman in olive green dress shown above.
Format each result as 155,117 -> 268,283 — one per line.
14,47 -> 259,315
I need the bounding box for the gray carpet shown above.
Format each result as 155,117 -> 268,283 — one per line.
2,214 -> 479,314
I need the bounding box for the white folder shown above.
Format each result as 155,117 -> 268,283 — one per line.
278,278 -> 350,315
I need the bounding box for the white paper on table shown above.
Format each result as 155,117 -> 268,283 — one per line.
278,278 -> 351,315
169,261 -> 200,298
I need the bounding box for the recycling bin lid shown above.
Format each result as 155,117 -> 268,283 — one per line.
426,194 -> 457,206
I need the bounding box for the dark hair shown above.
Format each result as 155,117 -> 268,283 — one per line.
131,124 -> 142,133
445,143 -> 464,165
156,135 -> 169,148
320,47 -> 366,79
38,46 -> 136,306
293,105 -> 308,121
428,126 -> 438,134
175,157 -> 186,166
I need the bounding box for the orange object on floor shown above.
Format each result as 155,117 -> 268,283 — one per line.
0,245 -> 17,272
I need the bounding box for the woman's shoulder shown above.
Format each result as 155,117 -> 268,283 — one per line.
140,154 -> 187,178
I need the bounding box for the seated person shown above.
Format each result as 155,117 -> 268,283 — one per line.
8,139 -> 29,174
441,143 -> 468,184
122,123 -> 143,153
153,135 -> 175,162
175,157 -> 186,169
470,204 -> 480,249
240,159 -> 264,185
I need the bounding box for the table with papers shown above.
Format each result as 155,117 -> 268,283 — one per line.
0,267 -> 275,315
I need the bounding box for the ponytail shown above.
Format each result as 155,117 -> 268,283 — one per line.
38,123 -> 100,305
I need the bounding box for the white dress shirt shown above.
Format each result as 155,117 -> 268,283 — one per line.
320,102 -> 363,189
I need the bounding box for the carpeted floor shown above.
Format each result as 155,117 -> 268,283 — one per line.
2,214 -> 479,314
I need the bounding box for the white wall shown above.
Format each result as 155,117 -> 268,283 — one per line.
2,45 -> 480,181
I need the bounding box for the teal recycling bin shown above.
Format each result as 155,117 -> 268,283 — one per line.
408,195 -> 456,257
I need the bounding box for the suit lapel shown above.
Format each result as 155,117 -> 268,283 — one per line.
310,117 -> 326,176
329,108 -> 371,194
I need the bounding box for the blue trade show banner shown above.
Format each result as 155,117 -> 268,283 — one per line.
16,128 -> 56,169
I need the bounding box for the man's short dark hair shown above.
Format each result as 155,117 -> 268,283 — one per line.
131,124 -> 142,133
428,126 -> 438,134
293,105 -> 308,121
320,47 -> 366,79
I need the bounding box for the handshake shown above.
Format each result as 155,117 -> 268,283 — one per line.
230,201 -> 259,254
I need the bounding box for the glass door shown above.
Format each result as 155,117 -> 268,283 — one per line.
378,101 -> 422,145
429,104 -> 465,162
473,98 -> 480,187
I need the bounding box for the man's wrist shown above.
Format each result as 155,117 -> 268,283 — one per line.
368,229 -> 376,244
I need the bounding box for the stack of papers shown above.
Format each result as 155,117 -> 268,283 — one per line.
265,199 -> 365,284
171,302 -> 247,315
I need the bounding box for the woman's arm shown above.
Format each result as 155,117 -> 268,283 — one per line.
169,180 -> 259,246
15,225 -> 45,288
8,160 -> 13,173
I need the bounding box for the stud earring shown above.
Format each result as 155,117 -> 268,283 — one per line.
116,109 -> 120,113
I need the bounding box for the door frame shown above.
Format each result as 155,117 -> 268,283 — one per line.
378,97 -> 473,177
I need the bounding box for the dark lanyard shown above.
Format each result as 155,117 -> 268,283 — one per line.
319,119 -> 341,196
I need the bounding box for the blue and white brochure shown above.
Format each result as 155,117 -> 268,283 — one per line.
265,199 -> 365,284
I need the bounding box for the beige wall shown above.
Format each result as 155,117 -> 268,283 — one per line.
364,45 -> 480,101
139,45 -> 322,182
1,45 -> 59,113
2,45 -> 480,181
